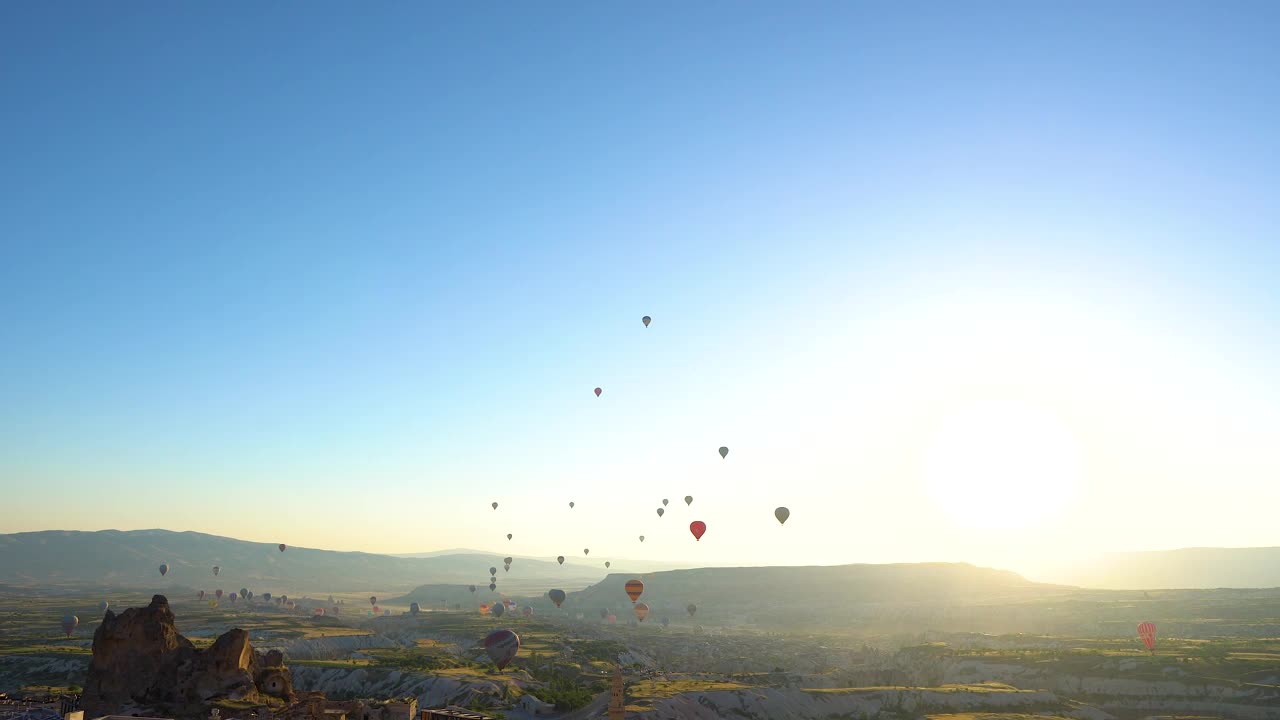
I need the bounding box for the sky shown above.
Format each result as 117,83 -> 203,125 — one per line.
2,2 -> 1278,583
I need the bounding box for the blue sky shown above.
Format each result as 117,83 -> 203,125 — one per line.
2,2 -> 1278,579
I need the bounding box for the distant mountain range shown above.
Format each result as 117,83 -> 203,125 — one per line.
1055,547 -> 1280,589
0,529 -> 604,593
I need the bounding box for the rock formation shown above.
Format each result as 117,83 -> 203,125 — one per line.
84,595 -> 294,718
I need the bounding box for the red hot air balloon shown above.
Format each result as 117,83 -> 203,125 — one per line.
1138,622 -> 1157,651
594,387 -> 602,397
484,629 -> 520,670
624,579 -> 644,603
689,521 -> 707,541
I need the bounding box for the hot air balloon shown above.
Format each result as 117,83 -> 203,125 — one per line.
490,567 -> 498,576
212,566 -> 220,576
607,615 -> 617,623
491,603 -> 506,618
158,563 -> 169,576
489,582 -> 497,591
371,605 -> 379,614
484,629 -> 520,670
549,589 -> 567,608
469,585 -> 477,593
639,535 -> 645,542
624,579 -> 644,603
96,600 -> 108,613
480,604 -> 490,615
522,606 -> 533,618
240,588 -> 248,599
215,589 -> 223,599
504,557 -> 513,565
690,521 -> 707,541
662,499 -> 668,506
313,608 -> 325,616
262,593 -> 271,602
503,564 -> 510,572
410,602 -> 420,615
656,508 -> 664,517
583,548 -> 590,556
661,617 -> 670,628
228,593 -> 237,603
634,603 -> 649,622
687,603 -> 697,617
569,501 -> 575,509
492,501 -> 499,510
198,590 -> 205,600
593,388 -> 602,397
61,614 -> 78,636
370,596 -> 377,605
557,556 -> 565,565
684,496 -> 693,506
281,595 -> 288,603
1138,622 -> 1157,651
775,507 -> 790,525
719,446 -> 729,459
278,544 -> 287,552
642,316 -> 651,327
605,561 -> 611,569
507,534 -> 513,540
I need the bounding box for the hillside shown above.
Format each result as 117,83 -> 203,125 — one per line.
549,563 -> 1064,630
1058,547 -> 1280,589
0,529 -> 604,593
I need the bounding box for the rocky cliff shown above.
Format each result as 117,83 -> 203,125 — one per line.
83,594 -> 295,717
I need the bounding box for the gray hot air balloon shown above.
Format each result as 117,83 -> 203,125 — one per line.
775,507 -> 790,525
639,535 -> 645,542
569,501 -> 575,508
503,564 -> 510,572
719,446 -> 729,459
656,508 -> 664,517
490,602 -> 505,618
98,601 -> 109,612
583,548 -> 590,556
490,567 -> 498,576
504,557 -> 513,565
469,585 -> 477,593
239,588 -> 248,599
507,533 -> 512,540
684,495 -> 693,506
489,582 -> 497,591
158,563 -> 169,576
605,561 -> 611,568
548,589 -> 567,607
687,603 -> 697,617
212,566 -> 220,576
60,614 -> 79,637
410,602 -> 420,615
642,316 -> 651,327
556,556 -> 565,565
491,502 -> 498,510
662,499 -> 668,506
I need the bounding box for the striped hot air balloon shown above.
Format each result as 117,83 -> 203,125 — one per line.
484,629 -> 520,670
1138,622 -> 1157,651
624,579 -> 644,603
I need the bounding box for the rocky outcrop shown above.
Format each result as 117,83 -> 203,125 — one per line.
83,595 -> 294,718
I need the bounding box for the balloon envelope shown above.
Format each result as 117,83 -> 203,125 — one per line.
583,548 -> 590,555
634,603 -> 649,622
690,521 -> 707,541
719,446 -> 729,459
484,629 -> 520,670
489,582 -> 497,591
569,501 -> 575,508
469,585 -> 477,593
410,602 -> 420,615
557,556 -> 565,565
593,388 -> 602,397
215,589 -> 223,599
490,567 -> 498,576
605,561 -> 611,568
61,614 -> 78,636
642,316 -> 651,327
492,502 -> 498,510
504,557 -> 513,564
98,601 -> 109,612
278,544 -> 287,552
212,566 -> 219,576
624,579 -> 644,603
656,508 -> 664,517
549,589 -> 567,607
370,596 -> 377,605
1138,622 -> 1157,651
522,606 -> 533,617
158,563 -> 169,576
775,507 -> 790,525
687,603 -> 697,616
491,603 -> 506,617
639,535 -> 645,542
507,534 -> 512,540
662,499 -> 668,506
684,496 -> 693,506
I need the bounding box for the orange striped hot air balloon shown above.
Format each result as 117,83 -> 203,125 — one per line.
624,579 -> 644,603
1138,622 -> 1157,651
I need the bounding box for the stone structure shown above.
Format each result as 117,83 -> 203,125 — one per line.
83,595 -> 294,718
608,665 -> 624,720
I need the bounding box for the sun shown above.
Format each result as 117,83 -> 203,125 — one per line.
921,399 -> 1082,531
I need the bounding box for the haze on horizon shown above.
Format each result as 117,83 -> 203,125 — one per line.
2,3 -> 1278,585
